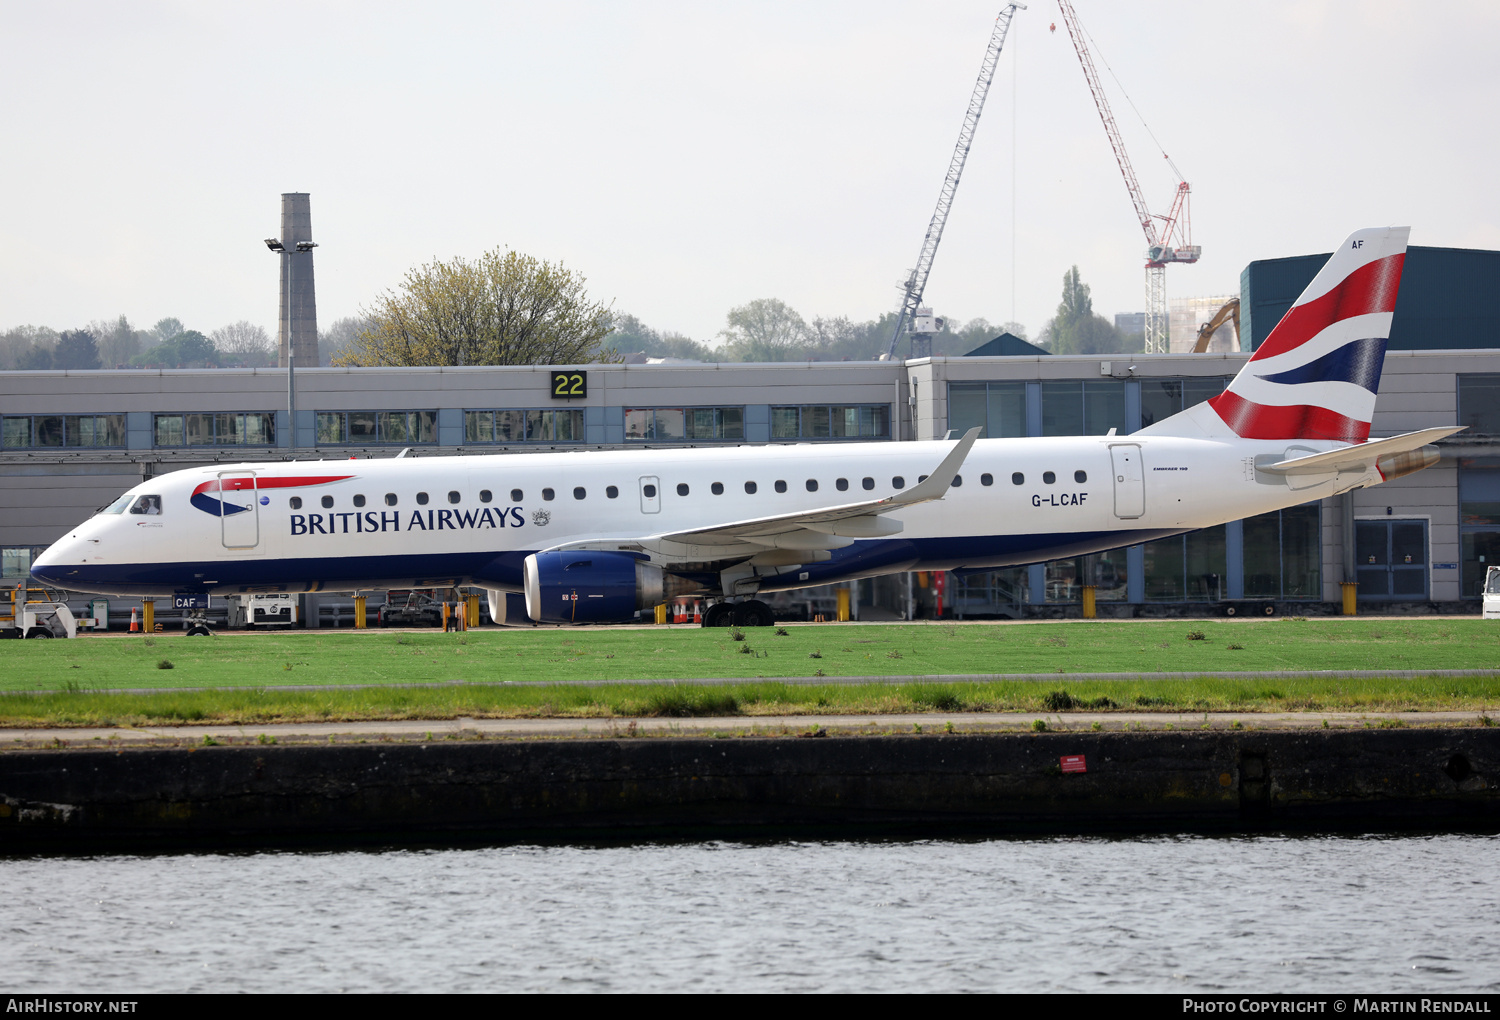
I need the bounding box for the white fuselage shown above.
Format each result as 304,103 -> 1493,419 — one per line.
31,432 -> 1369,600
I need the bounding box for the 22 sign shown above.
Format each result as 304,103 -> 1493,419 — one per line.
550,370 -> 586,399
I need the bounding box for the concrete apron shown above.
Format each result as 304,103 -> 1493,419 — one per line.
1,722 -> 1496,846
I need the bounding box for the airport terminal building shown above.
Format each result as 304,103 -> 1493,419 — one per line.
3,244 -> 1498,622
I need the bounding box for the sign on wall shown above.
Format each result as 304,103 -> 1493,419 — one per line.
550,370 -> 586,399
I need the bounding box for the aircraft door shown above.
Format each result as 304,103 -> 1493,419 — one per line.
639,476 -> 661,514
217,472 -> 261,548
1108,445 -> 1145,519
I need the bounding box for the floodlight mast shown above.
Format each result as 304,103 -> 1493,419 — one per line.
881,3 -> 1025,362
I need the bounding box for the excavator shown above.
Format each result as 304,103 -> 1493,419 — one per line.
1190,297 -> 1239,353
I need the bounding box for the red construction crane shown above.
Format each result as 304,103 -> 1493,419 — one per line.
1054,1 -> 1199,353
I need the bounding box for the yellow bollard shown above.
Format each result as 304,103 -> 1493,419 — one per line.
654,603 -> 668,625
142,600 -> 155,634
467,594 -> 480,628
440,602 -> 450,630
1082,585 -> 1096,619
1341,581 -> 1358,616
355,595 -> 367,629
837,587 -> 851,622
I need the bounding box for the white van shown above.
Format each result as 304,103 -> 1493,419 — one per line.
1485,566 -> 1500,620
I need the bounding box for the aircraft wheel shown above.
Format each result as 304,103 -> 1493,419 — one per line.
733,601 -> 775,628
186,626 -> 212,637
702,602 -> 735,628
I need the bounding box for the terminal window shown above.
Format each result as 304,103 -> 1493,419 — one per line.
3,414 -> 126,449
1139,378 -> 1232,430
625,407 -> 744,442
948,382 -> 1024,439
770,405 -> 889,440
1041,381 -> 1129,437
154,412 -> 274,448
464,409 -> 583,444
317,410 -> 437,445
2,545 -> 48,579
1458,374 -> 1500,435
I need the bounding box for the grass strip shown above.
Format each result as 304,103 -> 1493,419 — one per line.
4,676 -> 1499,728
3,618 -> 1498,692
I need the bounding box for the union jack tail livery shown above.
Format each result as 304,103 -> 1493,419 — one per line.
1207,226 -> 1409,443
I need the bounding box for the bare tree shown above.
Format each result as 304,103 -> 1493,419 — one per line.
211,321 -> 275,367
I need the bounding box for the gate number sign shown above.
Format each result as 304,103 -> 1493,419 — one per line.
550,371 -> 586,399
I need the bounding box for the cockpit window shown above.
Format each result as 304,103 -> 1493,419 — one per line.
102,494 -> 133,514
129,495 -> 163,515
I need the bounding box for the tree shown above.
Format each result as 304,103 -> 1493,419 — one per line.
89,315 -> 146,367
129,330 -> 218,368
717,298 -> 811,361
212,321 -> 275,367
53,329 -> 102,370
1042,266 -> 1136,355
319,316 -> 375,367
335,248 -> 617,367
0,325 -> 59,370
148,317 -> 184,349
602,313 -> 717,361
16,343 -> 52,370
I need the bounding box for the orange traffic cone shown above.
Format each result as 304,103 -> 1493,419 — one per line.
692,600 -> 702,625
129,607 -> 139,633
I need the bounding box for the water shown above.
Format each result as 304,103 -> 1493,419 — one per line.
3,835 -> 1497,993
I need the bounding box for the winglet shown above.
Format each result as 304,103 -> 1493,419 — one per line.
887,427 -> 981,507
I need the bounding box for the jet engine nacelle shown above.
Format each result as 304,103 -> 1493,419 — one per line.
523,550 -> 670,624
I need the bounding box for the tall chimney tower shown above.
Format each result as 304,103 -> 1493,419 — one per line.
276,192 -> 319,368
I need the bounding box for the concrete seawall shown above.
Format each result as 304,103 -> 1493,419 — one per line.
2,729 -> 1496,847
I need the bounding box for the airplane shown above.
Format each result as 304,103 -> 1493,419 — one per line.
31,226 -> 1461,629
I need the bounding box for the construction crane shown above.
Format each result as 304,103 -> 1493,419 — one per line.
881,3 -> 1025,362
1054,0 -> 1199,354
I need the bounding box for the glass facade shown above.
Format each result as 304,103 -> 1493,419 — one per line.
1041,380 -> 1127,437
1044,548 -> 1129,604
1458,464 -> 1500,598
1458,375 -> 1500,436
625,407 -> 744,442
464,409 -> 583,444
1139,377 -> 1231,430
3,414 -> 126,449
770,405 -> 889,440
154,412 -> 274,448
1144,526 -> 1227,601
947,382 -> 1026,439
2,545 -> 49,578
1242,503 -> 1321,600
317,410 -> 437,445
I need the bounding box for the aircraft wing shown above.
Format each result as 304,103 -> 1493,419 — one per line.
651,426 -> 979,547
537,428 -> 980,557
1259,427 -> 1464,475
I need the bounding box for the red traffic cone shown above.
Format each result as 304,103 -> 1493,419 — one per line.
129,607 -> 139,633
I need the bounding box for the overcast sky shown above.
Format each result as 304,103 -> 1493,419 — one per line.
2,0 -> 1495,349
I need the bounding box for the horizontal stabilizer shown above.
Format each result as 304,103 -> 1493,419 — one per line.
1258,427 -> 1464,475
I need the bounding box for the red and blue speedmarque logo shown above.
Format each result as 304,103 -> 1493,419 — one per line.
190,475 -> 355,516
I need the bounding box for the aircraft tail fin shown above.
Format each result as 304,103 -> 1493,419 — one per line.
1140,226 -> 1409,443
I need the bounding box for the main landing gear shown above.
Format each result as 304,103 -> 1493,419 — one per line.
701,600 -> 774,628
